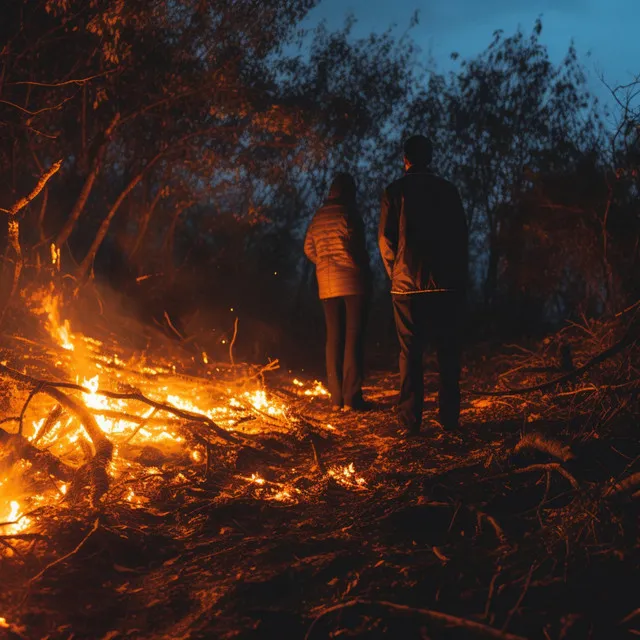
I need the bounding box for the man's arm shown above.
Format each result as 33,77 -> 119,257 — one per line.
303,219 -> 317,263
348,211 -> 370,273
378,188 -> 398,279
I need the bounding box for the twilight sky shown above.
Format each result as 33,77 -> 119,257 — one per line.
303,0 -> 639,118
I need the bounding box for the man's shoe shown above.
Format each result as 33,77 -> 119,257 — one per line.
397,419 -> 420,437
438,416 -> 460,431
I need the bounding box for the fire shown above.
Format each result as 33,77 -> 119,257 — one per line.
0,498 -> 30,536
244,390 -> 286,416
2,284 -> 356,545
28,283 -> 75,351
50,242 -> 61,269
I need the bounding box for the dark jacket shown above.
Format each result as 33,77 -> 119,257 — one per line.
379,166 -> 468,295
304,199 -> 369,300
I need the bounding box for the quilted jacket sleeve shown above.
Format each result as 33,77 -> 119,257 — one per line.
303,218 -> 317,264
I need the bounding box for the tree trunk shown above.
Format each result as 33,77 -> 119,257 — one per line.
129,184 -> 164,262
484,228 -> 499,307
600,183 -> 616,314
37,186 -> 49,244
56,113 -> 120,248
76,172 -> 145,280
0,159 -> 61,323
0,217 -> 22,323
161,201 -> 193,281
76,127 -> 217,281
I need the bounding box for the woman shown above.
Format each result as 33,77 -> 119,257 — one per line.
304,173 -> 370,411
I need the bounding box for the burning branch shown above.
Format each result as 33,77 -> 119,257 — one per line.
0,362 -> 239,445
43,387 -> 113,506
0,428 -> 74,483
0,366 -> 114,505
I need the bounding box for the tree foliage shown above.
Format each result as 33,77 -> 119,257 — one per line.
0,5 -> 636,345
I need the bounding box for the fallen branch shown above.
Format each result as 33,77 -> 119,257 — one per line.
470,326 -> 637,396
482,463 -> 580,491
604,472 -> 640,497
502,564 -> 535,632
0,365 -> 113,504
513,463 -> 579,490
0,362 -> 239,445
304,598 -> 527,640
475,510 -> 507,544
514,433 -> 574,462
40,387 -> 113,506
32,403 -> 63,445
0,427 -> 74,482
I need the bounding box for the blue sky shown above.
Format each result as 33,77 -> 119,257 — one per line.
303,0 -> 640,118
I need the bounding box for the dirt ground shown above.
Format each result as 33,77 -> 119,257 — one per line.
1,316 -> 639,640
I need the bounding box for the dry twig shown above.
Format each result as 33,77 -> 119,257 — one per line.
304,598 -> 528,640
25,518 -> 100,588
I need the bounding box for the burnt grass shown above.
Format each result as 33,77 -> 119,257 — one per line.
2,346 -> 640,640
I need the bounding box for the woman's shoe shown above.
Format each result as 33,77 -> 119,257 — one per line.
343,399 -> 372,412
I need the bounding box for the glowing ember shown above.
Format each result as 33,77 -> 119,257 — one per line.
292,378 -> 329,397
304,381 -> 329,397
0,618 -> 9,629
328,463 -> 367,489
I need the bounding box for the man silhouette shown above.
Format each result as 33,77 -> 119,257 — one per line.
379,135 -> 468,435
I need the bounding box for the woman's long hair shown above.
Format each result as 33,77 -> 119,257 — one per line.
327,172 -> 357,207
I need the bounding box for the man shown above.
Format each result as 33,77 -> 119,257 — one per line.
379,135 -> 468,435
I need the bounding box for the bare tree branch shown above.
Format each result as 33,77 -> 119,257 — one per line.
0,160 -> 62,215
